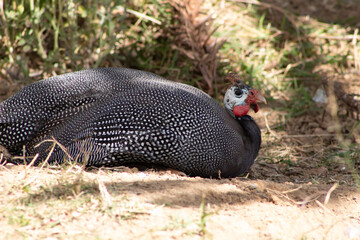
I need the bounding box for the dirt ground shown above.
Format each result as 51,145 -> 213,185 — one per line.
0,163 -> 359,240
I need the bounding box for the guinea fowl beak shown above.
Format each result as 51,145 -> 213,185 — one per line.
249,90 -> 266,113
255,92 -> 267,104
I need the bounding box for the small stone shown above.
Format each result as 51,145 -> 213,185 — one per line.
248,184 -> 257,190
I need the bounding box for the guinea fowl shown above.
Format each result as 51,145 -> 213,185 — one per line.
0,68 -> 265,178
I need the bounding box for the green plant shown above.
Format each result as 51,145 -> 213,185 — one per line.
198,194 -> 213,237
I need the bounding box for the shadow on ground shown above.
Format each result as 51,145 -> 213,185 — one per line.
16,167 -> 358,208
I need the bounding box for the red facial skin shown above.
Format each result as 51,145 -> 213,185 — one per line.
233,89 -> 263,117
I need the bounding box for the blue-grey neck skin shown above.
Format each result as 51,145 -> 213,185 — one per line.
0,68 -> 261,178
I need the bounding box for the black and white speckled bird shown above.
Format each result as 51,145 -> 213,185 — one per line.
0,68 -> 266,178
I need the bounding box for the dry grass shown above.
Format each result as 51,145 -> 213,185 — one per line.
169,0 -> 226,93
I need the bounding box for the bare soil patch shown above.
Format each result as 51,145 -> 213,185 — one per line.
0,165 -> 359,240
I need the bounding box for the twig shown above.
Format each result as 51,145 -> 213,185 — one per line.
310,34 -> 360,41
35,137 -> 72,160
315,200 -> 334,215
23,154 -> 40,180
324,183 -> 338,205
264,112 -> 278,137
295,192 -> 325,206
126,8 -> 161,25
353,29 -> 359,70
281,185 -> 302,194
98,177 -> 112,207
267,188 -> 297,204
263,134 -> 337,138
39,141 -> 56,169
26,153 -> 39,169
0,154 -> 4,166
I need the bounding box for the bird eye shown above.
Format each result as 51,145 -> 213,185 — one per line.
234,88 -> 242,96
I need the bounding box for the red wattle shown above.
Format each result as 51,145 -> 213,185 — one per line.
253,103 -> 259,113
233,105 -> 250,116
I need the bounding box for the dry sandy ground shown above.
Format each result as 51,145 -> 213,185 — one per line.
0,164 -> 359,240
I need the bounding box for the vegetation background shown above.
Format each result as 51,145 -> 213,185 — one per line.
0,0 -> 360,239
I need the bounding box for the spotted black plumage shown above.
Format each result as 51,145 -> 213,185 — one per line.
0,68 -> 261,178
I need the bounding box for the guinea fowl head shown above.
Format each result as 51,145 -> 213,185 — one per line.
224,73 -> 266,117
